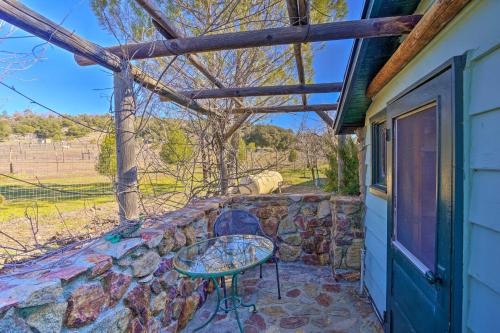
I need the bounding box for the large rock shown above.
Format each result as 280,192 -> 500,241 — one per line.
173,229 -> 187,251
260,218 -> 279,236
0,308 -> 32,333
317,200 -> 331,218
277,217 -> 298,235
87,307 -> 131,333
103,271 -> 132,307
130,250 -> 160,278
151,291 -> 167,316
281,233 -> 301,246
93,238 -> 144,259
183,226 -> 196,246
178,294 -> 200,329
279,243 -> 301,262
3,280 -> 63,308
124,284 -> 151,323
26,302 -> 67,333
158,227 -> 176,256
65,283 -> 106,328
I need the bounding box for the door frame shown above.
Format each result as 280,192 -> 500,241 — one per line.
384,56 -> 465,332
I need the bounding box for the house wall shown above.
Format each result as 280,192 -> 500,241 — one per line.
361,1 -> 500,331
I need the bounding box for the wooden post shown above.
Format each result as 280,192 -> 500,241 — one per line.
114,63 -> 139,223
355,128 -> 367,200
9,146 -> 14,173
337,135 -> 345,192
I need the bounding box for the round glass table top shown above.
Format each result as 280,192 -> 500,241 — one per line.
173,234 -> 274,278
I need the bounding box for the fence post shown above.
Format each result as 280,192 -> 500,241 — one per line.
114,62 -> 139,223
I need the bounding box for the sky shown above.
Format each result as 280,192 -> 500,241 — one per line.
0,0 -> 363,131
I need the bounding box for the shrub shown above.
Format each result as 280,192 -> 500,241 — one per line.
288,148 -> 298,163
160,128 -> 192,164
96,134 -> 117,177
325,136 -> 359,195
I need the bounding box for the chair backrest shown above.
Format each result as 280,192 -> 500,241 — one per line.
214,209 -> 265,237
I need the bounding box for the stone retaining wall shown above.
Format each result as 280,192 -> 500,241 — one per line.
0,194 -> 364,332
228,193 -> 333,265
330,196 -> 364,281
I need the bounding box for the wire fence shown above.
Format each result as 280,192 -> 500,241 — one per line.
0,175 -> 114,202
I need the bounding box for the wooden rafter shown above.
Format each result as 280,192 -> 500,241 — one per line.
231,103 -> 338,113
135,0 -> 255,140
0,0 -> 215,116
167,82 -> 342,100
366,0 -> 470,97
74,15 -> 422,66
285,0 -> 335,127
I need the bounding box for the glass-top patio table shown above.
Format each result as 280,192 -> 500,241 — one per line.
173,234 -> 274,332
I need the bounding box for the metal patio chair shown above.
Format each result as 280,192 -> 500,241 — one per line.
214,209 -> 282,300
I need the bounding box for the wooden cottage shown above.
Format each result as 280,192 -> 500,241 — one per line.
334,0 -> 499,332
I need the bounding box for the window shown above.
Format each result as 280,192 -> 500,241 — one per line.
372,120 -> 387,191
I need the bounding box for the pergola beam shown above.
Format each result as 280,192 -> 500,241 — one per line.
168,82 -> 342,100
285,0 -> 335,128
74,15 -> 422,66
0,0 -> 214,116
135,0 -> 247,139
231,103 -> 338,114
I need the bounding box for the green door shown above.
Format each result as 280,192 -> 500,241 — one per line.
385,62 -> 462,333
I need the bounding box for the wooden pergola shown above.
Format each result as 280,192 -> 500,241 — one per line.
0,0 -> 459,222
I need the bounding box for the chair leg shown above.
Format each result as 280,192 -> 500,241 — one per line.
275,259 -> 281,299
259,264 -> 263,279
221,276 -> 228,311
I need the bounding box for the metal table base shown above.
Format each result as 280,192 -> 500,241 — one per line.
194,274 -> 256,332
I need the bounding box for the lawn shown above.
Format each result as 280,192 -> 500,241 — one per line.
0,173 -> 182,222
0,166 -> 329,222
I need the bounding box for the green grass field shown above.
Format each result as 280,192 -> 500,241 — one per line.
0,174 -> 182,222
0,166 -> 327,222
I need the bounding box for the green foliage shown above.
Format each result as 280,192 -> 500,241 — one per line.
244,124 -> 294,151
0,119 -> 11,141
325,137 -> 359,195
288,148 -> 298,163
96,134 -> 117,177
237,137 -> 246,161
34,118 -> 63,140
160,128 -> 193,164
12,122 -> 35,135
247,142 -> 256,152
2,111 -> 111,140
65,124 -> 92,139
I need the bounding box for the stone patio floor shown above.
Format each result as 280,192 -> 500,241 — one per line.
182,263 -> 383,333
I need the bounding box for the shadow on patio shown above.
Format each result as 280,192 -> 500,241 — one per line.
183,263 -> 383,333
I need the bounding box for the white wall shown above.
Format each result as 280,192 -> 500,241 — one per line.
360,1 -> 500,331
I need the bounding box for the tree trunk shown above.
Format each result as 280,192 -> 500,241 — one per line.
218,139 -> 228,195
201,134 -> 209,186
114,64 -> 139,223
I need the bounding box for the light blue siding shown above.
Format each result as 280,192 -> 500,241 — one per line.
466,277 -> 500,332
362,120 -> 388,315
465,45 -> 500,332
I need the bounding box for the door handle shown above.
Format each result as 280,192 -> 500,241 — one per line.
424,270 -> 442,285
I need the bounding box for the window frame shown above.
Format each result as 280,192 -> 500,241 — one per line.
370,110 -> 388,197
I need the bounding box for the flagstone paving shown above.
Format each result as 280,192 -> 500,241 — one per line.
181,263 -> 383,333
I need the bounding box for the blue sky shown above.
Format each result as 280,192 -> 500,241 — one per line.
0,0 -> 363,131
